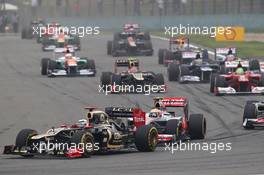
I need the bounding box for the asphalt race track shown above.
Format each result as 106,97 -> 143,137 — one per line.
0,34 -> 264,175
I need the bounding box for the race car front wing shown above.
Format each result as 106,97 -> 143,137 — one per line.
216,86 -> 264,95
48,69 -> 95,77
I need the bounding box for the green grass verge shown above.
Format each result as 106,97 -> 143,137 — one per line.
152,32 -> 264,58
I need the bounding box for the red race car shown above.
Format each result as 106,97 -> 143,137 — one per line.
211,60 -> 264,95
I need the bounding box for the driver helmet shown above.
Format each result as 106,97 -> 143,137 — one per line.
76,119 -> 88,128
236,67 -> 244,75
65,53 -> 72,59
149,112 -> 158,118
227,48 -> 233,55
150,108 -> 161,118
99,114 -> 106,123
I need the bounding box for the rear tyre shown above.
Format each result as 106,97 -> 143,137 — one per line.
155,73 -> 164,85
167,63 -> 179,81
202,49 -> 209,60
107,41 -> 112,55
15,129 -> 38,157
219,64 -> 227,74
258,73 -> 264,86
135,125 -> 158,152
249,59 -> 260,72
41,58 -> 50,75
70,131 -> 94,157
101,72 -> 112,90
86,59 -> 96,76
21,28 -> 27,39
158,49 -> 165,64
165,119 -> 180,135
178,65 -> 190,82
111,74 -> 122,92
189,114 -> 206,140
243,102 -> 256,129
210,73 -> 217,93
144,32 -> 151,40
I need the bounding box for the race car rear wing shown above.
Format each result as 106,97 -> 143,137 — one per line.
169,37 -> 189,49
214,47 -> 236,61
105,107 -> 146,128
115,59 -> 139,67
54,47 -> 75,54
105,107 -> 134,118
260,62 -> 264,72
153,97 -> 188,107
225,60 -> 249,68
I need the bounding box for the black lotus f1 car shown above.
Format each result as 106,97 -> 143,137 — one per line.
3,107 -> 158,158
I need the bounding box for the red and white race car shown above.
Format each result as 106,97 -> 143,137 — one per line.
211,60 -> 264,95
106,97 -> 206,142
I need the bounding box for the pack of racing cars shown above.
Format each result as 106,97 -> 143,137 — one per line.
3,96 -> 206,158
8,21 -> 264,160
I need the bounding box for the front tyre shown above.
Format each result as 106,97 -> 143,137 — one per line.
189,114 -> 206,140
41,58 -> 50,75
70,131 -> 95,158
15,129 -> 38,157
135,125 -> 158,152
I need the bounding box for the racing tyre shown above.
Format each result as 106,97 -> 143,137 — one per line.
41,58 -> 50,75
167,63 -> 179,81
111,74 -> 122,86
15,129 -> 38,157
249,59 -> 260,72
111,41 -> 119,57
145,42 -> 153,56
113,32 -> 120,41
70,131 -> 95,157
210,73 -> 217,93
21,29 -> 27,39
144,32 -> 151,40
219,64 -> 227,74
158,49 -> 165,64
215,75 -> 227,95
215,75 -> 227,87
165,119 -> 180,135
243,102 -> 256,129
101,72 -> 112,89
189,114 -> 206,140
179,65 -> 190,82
164,50 -> 172,66
258,73 -> 264,87
135,125 -> 158,152
107,41 -> 112,55
155,73 -> 164,85
202,49 -> 209,60
87,59 -> 96,76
